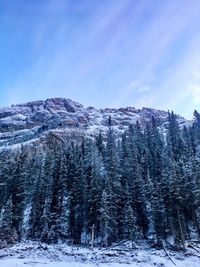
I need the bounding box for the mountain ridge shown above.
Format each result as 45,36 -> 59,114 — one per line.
0,97 -> 191,149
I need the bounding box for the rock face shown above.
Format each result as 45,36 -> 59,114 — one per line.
0,97 -> 190,150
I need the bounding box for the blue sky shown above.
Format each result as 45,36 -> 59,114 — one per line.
0,0 -> 200,118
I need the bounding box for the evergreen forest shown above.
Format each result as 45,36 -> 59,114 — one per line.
1,111 -> 200,250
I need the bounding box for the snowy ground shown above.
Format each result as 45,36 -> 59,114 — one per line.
0,241 -> 200,267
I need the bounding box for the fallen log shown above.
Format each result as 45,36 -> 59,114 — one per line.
187,243 -> 200,254
163,244 -> 176,266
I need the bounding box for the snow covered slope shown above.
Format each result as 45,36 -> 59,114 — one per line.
0,241 -> 200,267
0,97 -> 190,149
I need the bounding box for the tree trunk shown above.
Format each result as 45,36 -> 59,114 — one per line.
176,204 -> 185,250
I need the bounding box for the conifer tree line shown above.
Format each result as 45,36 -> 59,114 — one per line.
1,111 -> 200,248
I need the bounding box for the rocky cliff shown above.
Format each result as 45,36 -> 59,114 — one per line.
0,97 -> 190,150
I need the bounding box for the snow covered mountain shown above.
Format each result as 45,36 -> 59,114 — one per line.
0,97 -> 200,257
0,97 -> 190,150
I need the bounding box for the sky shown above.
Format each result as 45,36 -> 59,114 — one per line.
0,0 -> 200,119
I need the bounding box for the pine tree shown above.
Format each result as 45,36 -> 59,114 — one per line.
85,140 -> 104,240
124,205 -> 138,246
144,118 -> 166,244
100,189 -> 112,248
126,123 -> 149,239
11,146 -> 29,242
104,124 -> 122,243
67,144 -> 84,244
28,147 -> 53,240
0,197 -> 18,244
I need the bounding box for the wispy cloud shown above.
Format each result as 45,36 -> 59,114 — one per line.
194,70 -> 200,79
189,85 -> 200,103
137,86 -> 151,93
0,0 -> 200,118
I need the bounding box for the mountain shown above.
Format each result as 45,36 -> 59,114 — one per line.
1,97 -> 199,250
0,97 -> 190,150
